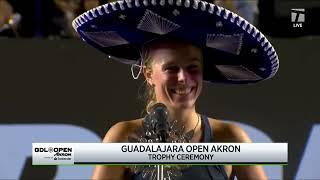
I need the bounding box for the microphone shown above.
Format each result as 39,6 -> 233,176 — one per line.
146,103 -> 169,142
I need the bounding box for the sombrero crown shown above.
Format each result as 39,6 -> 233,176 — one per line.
72,0 -> 279,84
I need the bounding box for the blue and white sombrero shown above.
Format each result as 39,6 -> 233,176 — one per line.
72,0 -> 279,84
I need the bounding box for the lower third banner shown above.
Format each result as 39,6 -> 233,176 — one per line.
32,143 -> 287,165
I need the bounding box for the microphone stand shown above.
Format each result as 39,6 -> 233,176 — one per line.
157,133 -> 166,180
157,164 -> 164,180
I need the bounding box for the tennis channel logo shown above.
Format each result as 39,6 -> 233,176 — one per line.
32,143 -> 74,165
291,9 -> 305,28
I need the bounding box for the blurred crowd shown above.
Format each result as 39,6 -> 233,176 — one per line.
0,0 -> 258,39
0,0 -> 110,38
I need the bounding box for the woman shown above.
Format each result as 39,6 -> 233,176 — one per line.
92,39 -> 267,179
72,0 -> 279,179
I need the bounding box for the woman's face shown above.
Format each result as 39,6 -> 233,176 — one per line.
145,42 -> 203,110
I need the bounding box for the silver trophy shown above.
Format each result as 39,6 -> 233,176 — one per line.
128,103 -> 194,180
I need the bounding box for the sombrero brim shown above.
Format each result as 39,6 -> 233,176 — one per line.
72,0 -> 279,84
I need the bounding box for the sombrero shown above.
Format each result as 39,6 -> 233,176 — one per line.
72,0 -> 279,84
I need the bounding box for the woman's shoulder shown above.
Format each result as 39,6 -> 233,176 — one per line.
206,117 -> 252,143
102,118 -> 144,143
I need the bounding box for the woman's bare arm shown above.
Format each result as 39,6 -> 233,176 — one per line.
225,123 -> 268,180
92,122 -> 132,180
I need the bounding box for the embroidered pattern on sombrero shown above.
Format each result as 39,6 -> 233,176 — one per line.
137,10 -> 181,35
80,31 -> 129,47
206,34 -> 243,55
215,65 -> 263,81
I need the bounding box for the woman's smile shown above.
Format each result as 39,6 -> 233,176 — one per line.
169,86 -> 195,96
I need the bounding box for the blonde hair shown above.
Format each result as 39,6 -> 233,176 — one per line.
141,44 -> 156,115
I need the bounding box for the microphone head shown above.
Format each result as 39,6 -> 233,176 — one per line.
147,103 -> 169,141
149,103 -> 169,122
